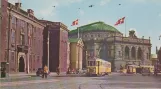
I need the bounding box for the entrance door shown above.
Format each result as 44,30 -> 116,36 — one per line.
19,57 -> 25,72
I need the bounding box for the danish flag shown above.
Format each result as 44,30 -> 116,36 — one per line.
114,17 -> 125,26
71,19 -> 78,26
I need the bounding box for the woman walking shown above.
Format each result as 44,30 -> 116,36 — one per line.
42,65 -> 48,78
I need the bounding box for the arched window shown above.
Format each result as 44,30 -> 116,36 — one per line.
125,46 -> 129,59
131,47 -> 136,59
137,47 -> 142,59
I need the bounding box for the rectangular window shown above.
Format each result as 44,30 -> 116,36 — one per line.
28,38 -> 31,46
119,51 -> 121,56
147,53 -> 149,59
20,34 -> 25,45
11,52 -> 14,61
12,17 -> 16,29
4,51 -> 7,61
11,30 -> 15,43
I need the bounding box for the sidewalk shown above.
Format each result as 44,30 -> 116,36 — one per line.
0,72 -> 67,80
0,73 -> 34,80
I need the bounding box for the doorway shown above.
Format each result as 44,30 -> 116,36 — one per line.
19,57 -> 25,72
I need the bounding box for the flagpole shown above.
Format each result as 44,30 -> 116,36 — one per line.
77,26 -> 79,39
125,17 -> 127,37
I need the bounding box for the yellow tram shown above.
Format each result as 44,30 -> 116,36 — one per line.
86,58 -> 111,76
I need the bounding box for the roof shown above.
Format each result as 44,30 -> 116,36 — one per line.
69,21 -> 120,34
68,38 -> 80,43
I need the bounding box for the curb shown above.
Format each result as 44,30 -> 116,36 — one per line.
0,75 -> 32,80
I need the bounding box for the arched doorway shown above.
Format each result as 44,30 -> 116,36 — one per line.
19,57 -> 25,72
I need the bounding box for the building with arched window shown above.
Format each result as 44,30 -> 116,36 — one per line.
1,2 -> 45,75
69,21 -> 151,71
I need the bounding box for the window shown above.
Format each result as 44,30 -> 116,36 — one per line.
4,51 -> 7,61
21,20 -> 25,28
11,30 -> 15,43
147,53 -> 149,59
98,34 -> 100,37
20,34 -> 25,45
37,56 -> 40,62
28,38 -> 31,46
118,51 -> 121,56
12,17 -> 16,29
11,52 -> 14,61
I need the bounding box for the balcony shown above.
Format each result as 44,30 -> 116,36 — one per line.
17,45 -> 28,53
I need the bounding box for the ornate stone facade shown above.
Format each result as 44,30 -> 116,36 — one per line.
69,22 -> 151,71
4,2 -> 44,74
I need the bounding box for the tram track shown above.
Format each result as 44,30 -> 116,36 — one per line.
78,83 -> 106,89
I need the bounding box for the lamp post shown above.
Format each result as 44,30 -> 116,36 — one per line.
0,7 -> 2,64
47,30 -> 50,70
142,36 -> 145,65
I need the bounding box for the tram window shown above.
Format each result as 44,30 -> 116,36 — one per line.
96,61 -> 98,66
100,62 -> 102,66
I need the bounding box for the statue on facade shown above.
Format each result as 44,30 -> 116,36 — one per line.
129,30 -> 137,38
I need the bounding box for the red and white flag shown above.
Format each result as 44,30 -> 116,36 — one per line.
114,17 -> 125,26
71,19 -> 78,26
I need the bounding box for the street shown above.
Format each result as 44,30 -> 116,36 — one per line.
1,73 -> 161,89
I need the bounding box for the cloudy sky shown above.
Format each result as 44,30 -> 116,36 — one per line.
8,0 -> 161,54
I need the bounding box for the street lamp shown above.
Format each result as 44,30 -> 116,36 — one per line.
142,36 -> 145,65
47,30 -> 50,70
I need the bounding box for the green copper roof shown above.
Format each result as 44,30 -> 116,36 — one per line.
69,21 -> 119,34
68,38 -> 80,43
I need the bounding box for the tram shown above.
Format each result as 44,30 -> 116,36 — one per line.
86,58 -> 111,76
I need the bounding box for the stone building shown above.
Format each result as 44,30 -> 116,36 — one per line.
2,2 -> 45,74
40,20 -> 69,72
69,21 -> 151,71
0,0 -> 8,71
69,38 -> 84,70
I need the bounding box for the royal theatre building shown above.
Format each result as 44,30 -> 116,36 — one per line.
69,21 -> 152,71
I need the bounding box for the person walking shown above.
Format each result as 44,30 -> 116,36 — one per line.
56,67 -> 60,75
43,65 -> 48,78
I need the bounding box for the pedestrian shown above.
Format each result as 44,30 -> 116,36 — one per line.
56,67 -> 60,75
42,65 -> 48,78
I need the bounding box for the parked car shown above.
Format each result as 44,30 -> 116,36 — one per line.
36,68 -> 43,76
80,68 -> 87,74
142,68 -> 151,76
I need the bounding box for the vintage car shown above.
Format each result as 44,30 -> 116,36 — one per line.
142,68 -> 151,76
36,68 -> 43,76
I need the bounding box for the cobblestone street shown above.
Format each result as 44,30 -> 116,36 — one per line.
1,73 -> 161,89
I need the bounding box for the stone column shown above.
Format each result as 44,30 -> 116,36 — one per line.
129,46 -> 131,60
136,48 -> 138,60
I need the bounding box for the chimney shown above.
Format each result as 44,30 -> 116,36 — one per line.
27,9 -> 34,16
15,3 -> 22,8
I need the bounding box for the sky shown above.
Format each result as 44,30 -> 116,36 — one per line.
8,0 -> 161,54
